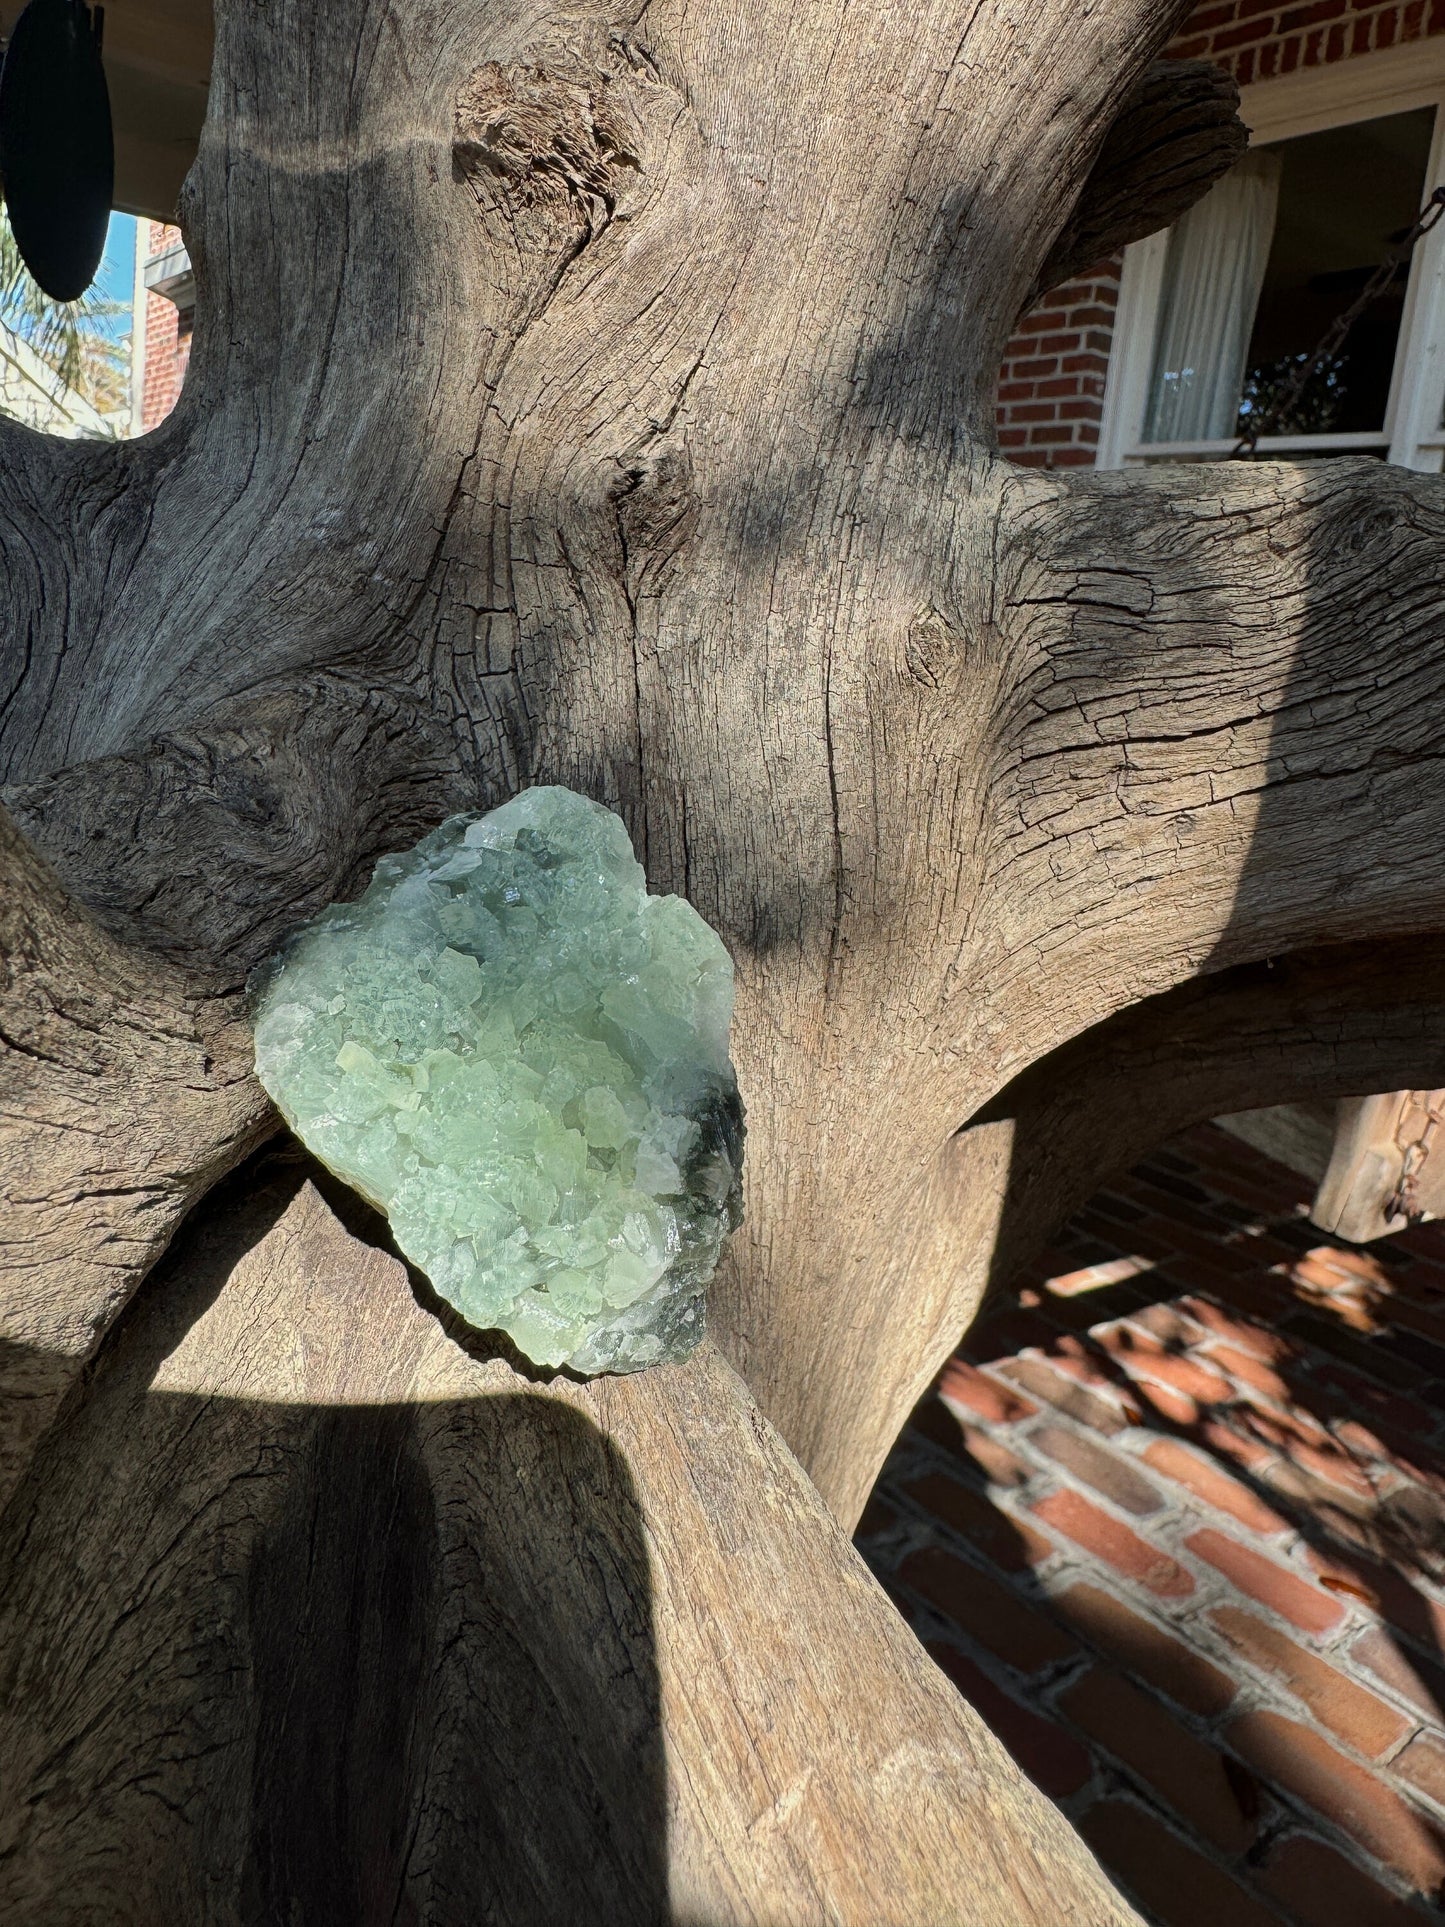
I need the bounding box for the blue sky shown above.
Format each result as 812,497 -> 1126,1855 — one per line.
94,212 -> 136,332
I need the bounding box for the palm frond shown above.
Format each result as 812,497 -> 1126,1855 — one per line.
0,200 -> 127,397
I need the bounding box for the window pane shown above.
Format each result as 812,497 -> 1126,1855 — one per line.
1141,106 -> 1435,445
1241,107 -> 1434,437
1144,152 -> 1281,442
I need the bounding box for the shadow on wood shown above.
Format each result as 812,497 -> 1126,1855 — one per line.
0,1155 -> 667,1926
0,1146 -> 1142,1926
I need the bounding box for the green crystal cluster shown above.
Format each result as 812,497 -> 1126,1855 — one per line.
251,787 -> 743,1373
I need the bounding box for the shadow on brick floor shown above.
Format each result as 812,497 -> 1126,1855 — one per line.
859,1122 -> 1445,1927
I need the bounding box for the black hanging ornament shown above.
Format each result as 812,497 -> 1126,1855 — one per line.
0,0 -> 113,302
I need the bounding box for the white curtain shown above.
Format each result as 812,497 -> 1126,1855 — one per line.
1144,150 -> 1282,443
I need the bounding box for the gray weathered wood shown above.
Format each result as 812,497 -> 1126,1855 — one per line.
0,1157 -> 1140,1927
1033,58 -> 1248,303
1313,1087 -> 1445,1241
2,0 -> 1444,1913
0,807 -> 271,1508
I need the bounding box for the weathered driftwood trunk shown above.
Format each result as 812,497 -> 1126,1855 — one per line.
3,0 -> 1445,1917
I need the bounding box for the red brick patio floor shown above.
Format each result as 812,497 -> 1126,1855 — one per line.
858,1122 -> 1445,1926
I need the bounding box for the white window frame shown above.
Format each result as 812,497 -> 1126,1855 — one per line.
1096,38 -> 1445,471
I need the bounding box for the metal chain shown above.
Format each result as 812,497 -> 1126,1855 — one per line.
1386,1094 -> 1445,1223
1232,182 -> 1445,457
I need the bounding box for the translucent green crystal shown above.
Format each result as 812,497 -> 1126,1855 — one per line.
250,787 -> 744,1373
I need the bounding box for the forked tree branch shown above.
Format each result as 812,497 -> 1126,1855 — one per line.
769,937 -> 1445,1529
0,0 -> 1440,1909
0,0 -> 1441,1582
6,334 -> 1445,1547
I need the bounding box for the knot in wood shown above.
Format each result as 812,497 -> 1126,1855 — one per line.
454,62 -> 636,215
903,605 -> 958,691
612,445 -> 697,570
1336,494 -> 1407,555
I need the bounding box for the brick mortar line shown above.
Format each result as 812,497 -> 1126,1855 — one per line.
885,1413 -> 1442,1772
879,1546 -> 1442,1916
979,1279 -> 1445,1477
882,1556 -> 1438,1915
881,1124 -> 1445,1901
919,1406 -> 1445,1728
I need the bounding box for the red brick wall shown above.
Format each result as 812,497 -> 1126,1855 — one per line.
997,263 -> 1122,469
140,222 -> 192,432
1176,0 -> 1445,87
995,0 -> 1445,467
861,1122 -> 1445,1923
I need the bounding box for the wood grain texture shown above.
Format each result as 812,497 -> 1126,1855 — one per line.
0,1153 -> 1141,1926
1033,58 -> 1248,303
0,0 -> 1438,1517
1312,1087 -> 1445,1241
799,939 -> 1445,1528
0,0 -> 1443,1907
0,807 -> 272,1507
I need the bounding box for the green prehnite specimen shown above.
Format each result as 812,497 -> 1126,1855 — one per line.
251,787 -> 744,1373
